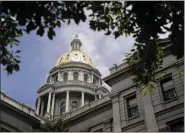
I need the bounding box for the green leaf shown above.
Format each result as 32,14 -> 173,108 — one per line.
56,20 -> 61,27
74,17 -> 80,24
105,30 -> 111,35
18,18 -> 27,26
179,68 -> 184,77
27,21 -> 36,33
14,64 -> 20,71
131,49 -> 135,52
6,66 -> 13,75
48,27 -> 55,40
142,88 -> 147,96
37,26 -> 44,36
15,50 -> 21,53
114,31 -> 120,39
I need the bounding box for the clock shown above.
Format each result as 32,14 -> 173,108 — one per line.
72,54 -> 79,61
75,54 -> 78,59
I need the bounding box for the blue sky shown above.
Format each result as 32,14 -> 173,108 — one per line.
2,21 -> 137,109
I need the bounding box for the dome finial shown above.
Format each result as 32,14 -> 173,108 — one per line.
75,34 -> 78,38
71,34 -> 82,51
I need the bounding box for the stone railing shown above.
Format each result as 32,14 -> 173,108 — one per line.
55,80 -> 96,89
55,94 -> 110,121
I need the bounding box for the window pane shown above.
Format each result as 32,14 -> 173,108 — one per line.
128,98 -> 137,105
84,74 -> 88,82
73,72 -> 79,80
93,77 -> 97,83
129,106 -> 139,117
170,120 -> 184,132
60,102 -> 66,114
72,101 -> 78,111
127,94 -> 139,118
162,80 -> 173,89
63,72 -> 68,81
164,88 -> 177,101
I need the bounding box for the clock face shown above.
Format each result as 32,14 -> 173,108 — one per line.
75,54 -> 78,59
73,54 -> 79,61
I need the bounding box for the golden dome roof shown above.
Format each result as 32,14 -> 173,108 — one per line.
56,36 -> 94,67
56,50 -> 94,67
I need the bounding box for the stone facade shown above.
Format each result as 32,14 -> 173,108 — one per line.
103,39 -> 184,132
0,91 -> 44,132
35,37 -> 110,121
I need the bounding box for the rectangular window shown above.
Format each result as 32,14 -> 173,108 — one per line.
168,119 -> 184,132
160,73 -> 177,101
127,94 -> 139,118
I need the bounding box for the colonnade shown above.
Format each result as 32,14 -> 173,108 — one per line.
36,91 -> 86,116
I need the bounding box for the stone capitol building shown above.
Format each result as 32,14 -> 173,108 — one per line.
0,37 -> 184,132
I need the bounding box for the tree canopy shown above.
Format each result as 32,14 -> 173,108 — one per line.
36,118 -> 65,132
1,1 -> 184,89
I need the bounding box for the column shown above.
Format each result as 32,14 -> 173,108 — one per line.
81,91 -> 85,107
81,71 -> 84,81
47,91 -> 52,114
36,97 -> 41,115
112,96 -> 122,132
40,100 -> 44,116
58,72 -> 62,82
49,76 -> 52,83
66,91 -> 69,112
51,93 -> 56,116
91,73 -> 93,83
143,89 -> 159,131
69,70 -> 72,80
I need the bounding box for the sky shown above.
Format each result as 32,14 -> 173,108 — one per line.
1,13 -> 170,109
1,20 -> 136,109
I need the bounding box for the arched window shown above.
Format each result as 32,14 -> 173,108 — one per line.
71,101 -> 78,111
73,72 -> 79,80
60,102 -> 66,114
93,77 -> 97,83
84,73 -> 88,82
63,72 -> 68,81
53,74 -> 58,82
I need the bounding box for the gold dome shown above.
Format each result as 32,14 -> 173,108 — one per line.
56,50 -> 94,67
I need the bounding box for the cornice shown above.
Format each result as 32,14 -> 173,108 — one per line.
37,83 -> 55,93
104,57 -> 183,87
1,100 -> 40,123
49,62 -> 102,78
54,80 -> 96,90
121,120 -> 145,132
155,102 -> 184,116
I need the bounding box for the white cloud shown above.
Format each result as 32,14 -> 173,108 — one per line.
35,20 -> 135,79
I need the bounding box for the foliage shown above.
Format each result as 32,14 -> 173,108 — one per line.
0,1 -> 88,74
179,68 -> 184,78
39,118 -> 65,132
1,1 -> 184,92
87,1 -> 184,90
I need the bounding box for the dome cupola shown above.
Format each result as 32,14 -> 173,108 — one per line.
55,35 -> 94,67
71,35 -> 82,51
